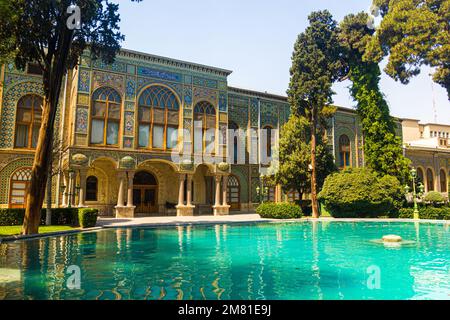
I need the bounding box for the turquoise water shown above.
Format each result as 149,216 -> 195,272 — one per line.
0,221 -> 449,300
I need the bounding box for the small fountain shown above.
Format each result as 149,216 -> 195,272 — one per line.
370,235 -> 416,248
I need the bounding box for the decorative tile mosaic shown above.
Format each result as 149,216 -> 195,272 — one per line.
250,98 -> 259,127
124,112 -> 134,136
75,107 -> 89,134
193,87 -> 217,103
92,59 -> 127,73
126,77 -> 136,100
92,71 -> 124,93
77,93 -> 89,106
137,66 -> 182,82
78,69 -> 91,93
0,81 -> 43,148
122,137 -> 133,149
80,56 -> 91,67
125,101 -> 135,111
184,75 -> 192,84
137,77 -> 182,97
193,76 -> 218,89
218,81 -> 227,91
127,64 -> 136,75
184,109 -> 192,118
4,74 -> 32,88
183,86 -> 192,107
219,92 -> 227,112
261,101 -> 278,127
229,105 -> 249,129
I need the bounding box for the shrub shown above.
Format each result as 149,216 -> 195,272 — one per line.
394,207 -> 449,220
0,209 -> 26,226
424,191 -> 446,206
0,208 -> 96,226
78,208 -> 99,228
256,202 -> 302,219
318,168 -> 403,218
40,208 -> 78,226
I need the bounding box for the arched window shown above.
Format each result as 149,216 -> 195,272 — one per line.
90,87 -> 121,146
264,125 -> 273,158
426,168 -> 434,191
86,176 -> 98,201
137,86 -> 180,150
229,121 -> 239,164
194,101 -> 216,154
9,167 -> 32,208
339,135 -> 351,168
440,169 -> 447,193
417,167 -> 424,185
15,95 -> 43,149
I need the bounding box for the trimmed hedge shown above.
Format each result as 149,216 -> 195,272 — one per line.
257,202 -> 302,219
397,207 -> 450,220
318,168 -> 403,218
0,208 -> 98,227
78,208 -> 98,228
423,191 -> 446,205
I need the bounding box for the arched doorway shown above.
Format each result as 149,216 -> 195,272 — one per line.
9,167 -> 32,208
133,171 -> 158,214
227,175 -> 241,211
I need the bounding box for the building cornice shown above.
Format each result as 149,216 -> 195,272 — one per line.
118,49 -> 233,78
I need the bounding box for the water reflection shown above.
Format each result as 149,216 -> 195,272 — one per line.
0,222 -> 448,300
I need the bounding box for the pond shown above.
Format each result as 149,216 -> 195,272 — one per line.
0,221 -> 449,300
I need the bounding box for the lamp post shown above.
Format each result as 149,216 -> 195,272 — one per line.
405,168 -> 424,220
256,185 -> 269,204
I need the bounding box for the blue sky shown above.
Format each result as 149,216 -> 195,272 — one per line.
116,0 -> 449,124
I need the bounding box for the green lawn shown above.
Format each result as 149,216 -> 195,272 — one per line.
0,225 -> 77,237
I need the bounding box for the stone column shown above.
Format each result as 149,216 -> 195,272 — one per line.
77,170 -> 87,208
178,174 -> 186,206
214,175 -> 222,207
186,175 -> 193,206
222,175 -> 228,206
127,171 -> 135,207
117,172 -> 125,207
68,170 -> 76,207
61,172 -> 69,207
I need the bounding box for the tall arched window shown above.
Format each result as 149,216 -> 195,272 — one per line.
263,125 -> 273,158
194,101 -> 216,154
417,167 -> 424,185
137,85 -> 180,150
86,176 -> 98,201
90,87 -> 121,146
426,168 -> 434,191
15,95 -> 43,149
339,135 -> 351,168
9,167 -> 32,208
227,175 -> 241,211
440,169 -> 447,193
229,121 -> 239,164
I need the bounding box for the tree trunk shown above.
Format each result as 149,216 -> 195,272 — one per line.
45,158 -> 52,226
310,107 -> 319,219
21,31 -> 73,235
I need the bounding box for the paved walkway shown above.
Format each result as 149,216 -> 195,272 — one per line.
97,213 -> 269,228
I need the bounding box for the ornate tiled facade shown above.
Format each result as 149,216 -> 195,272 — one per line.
1,48 -> 447,215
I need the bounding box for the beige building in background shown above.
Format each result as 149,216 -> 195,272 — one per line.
402,119 -> 449,195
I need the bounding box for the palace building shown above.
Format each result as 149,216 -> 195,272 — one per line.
0,49 -> 448,217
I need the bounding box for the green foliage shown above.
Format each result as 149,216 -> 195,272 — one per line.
424,191 -> 446,205
78,208 -> 99,228
396,207 -> 450,220
256,202 -> 302,219
318,168 -> 403,218
0,209 -> 26,226
368,0 -> 450,99
0,208 -> 94,226
339,13 -> 411,182
276,115 -> 336,198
